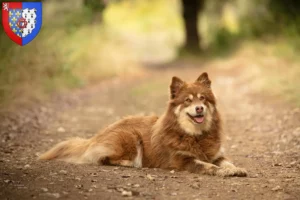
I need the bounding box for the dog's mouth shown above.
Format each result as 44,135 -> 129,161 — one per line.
187,113 -> 205,124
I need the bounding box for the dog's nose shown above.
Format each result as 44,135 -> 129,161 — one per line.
195,106 -> 203,113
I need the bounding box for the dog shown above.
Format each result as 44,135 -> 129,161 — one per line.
40,72 -> 247,177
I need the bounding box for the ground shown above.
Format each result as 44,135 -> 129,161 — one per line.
0,60 -> 300,200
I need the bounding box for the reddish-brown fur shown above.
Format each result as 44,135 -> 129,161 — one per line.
40,73 -> 247,177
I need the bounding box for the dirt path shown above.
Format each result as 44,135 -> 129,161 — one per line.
0,61 -> 300,200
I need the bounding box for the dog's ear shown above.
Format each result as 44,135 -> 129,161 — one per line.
170,76 -> 184,99
196,72 -> 211,88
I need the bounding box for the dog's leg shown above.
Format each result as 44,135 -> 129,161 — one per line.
213,156 -> 247,177
104,140 -> 143,168
173,156 -> 220,175
109,159 -> 134,167
192,159 -> 220,175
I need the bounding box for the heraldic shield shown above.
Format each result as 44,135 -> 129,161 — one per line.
2,2 -> 42,46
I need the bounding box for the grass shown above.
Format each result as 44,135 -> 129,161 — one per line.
256,40 -> 300,106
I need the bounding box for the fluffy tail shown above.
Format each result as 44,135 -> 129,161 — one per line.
39,137 -> 90,164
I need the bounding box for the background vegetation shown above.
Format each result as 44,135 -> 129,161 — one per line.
1,0 -> 300,109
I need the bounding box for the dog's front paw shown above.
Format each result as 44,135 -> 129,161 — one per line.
216,167 -> 247,177
204,165 -> 220,176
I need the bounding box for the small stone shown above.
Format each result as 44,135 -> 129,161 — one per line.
121,190 -> 132,197
41,188 -> 48,192
75,177 -> 81,181
121,175 -> 131,178
91,172 -> 98,177
273,163 -> 282,167
116,187 -> 124,192
45,193 -> 60,198
75,184 -> 83,189
284,174 -> 294,178
170,170 -> 175,174
284,178 -> 294,182
231,189 -> 237,192
271,186 -> 282,191
261,184 -> 268,188
133,184 -> 140,188
289,161 -> 297,167
24,164 -> 30,169
4,179 -> 11,183
231,182 -> 242,186
250,174 -> 259,178
146,174 -> 155,181
190,183 -> 200,189
57,127 -> 65,133
51,193 -> 60,199
171,192 -> 177,196
88,189 -> 93,192
91,179 -> 97,182
59,170 -> 67,175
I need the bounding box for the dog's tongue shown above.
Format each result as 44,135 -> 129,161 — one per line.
194,116 -> 204,123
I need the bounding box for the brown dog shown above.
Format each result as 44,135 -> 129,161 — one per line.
40,73 -> 247,177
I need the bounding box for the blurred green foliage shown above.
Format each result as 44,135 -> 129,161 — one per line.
83,0 -> 106,12
196,0 -> 299,56
0,0 -> 140,108
1,0 -> 300,108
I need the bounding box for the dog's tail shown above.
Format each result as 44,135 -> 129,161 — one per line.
39,137 -> 91,164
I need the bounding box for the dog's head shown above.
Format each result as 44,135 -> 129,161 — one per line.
169,72 -> 216,135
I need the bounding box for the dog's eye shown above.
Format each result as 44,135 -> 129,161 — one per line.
199,96 -> 205,100
185,98 -> 192,103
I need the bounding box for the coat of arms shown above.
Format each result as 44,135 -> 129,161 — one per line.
2,2 -> 42,46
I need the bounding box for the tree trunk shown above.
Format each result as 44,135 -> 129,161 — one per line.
83,0 -> 107,23
181,0 -> 205,53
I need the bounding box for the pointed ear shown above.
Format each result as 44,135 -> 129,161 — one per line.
170,76 -> 184,99
196,72 -> 211,88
